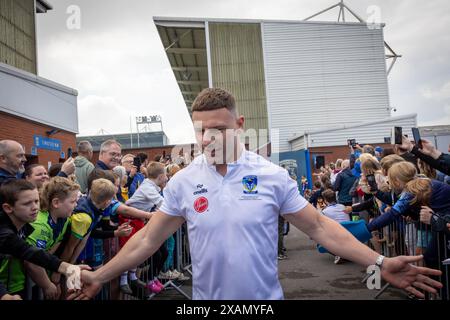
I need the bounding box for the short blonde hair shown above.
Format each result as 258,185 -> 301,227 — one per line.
166,163 -> 181,177
405,178 -> 432,206
121,154 -> 135,164
90,178 -> 116,204
40,177 -> 80,211
360,154 -> 381,176
380,154 -> 405,175
146,162 -> 166,179
388,162 -> 417,191
341,159 -> 350,169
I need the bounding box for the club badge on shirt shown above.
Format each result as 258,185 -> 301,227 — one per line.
240,175 -> 261,200
243,175 -> 258,194
194,196 -> 209,213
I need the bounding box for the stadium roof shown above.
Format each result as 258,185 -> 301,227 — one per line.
77,131 -> 169,152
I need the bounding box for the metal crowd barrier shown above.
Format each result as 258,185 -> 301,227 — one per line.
119,223 -> 192,300
366,211 -> 449,300
23,222 -> 192,300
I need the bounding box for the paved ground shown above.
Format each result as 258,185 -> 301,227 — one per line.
279,226 -> 406,300
150,226 -> 408,300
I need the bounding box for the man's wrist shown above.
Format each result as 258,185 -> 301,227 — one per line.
94,268 -> 107,284
375,255 -> 385,269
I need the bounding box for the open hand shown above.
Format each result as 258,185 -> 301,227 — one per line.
381,255 -> 442,298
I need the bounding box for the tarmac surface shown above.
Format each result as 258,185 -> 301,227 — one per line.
278,225 -> 406,300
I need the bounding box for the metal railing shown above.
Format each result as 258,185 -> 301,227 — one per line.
365,211 -> 449,300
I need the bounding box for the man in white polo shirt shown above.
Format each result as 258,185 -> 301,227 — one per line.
75,88 -> 442,300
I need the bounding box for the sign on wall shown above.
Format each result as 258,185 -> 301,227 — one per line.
34,135 -> 61,152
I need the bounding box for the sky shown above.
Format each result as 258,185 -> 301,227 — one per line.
36,0 -> 450,145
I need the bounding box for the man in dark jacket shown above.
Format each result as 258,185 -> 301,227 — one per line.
0,140 -> 27,186
334,159 -> 357,206
0,140 -> 75,187
96,140 -> 122,171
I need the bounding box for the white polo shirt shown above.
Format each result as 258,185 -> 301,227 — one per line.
160,148 -> 308,300
322,204 -> 350,223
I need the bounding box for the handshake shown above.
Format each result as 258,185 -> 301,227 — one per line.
63,266 -> 103,300
45,262 -> 102,300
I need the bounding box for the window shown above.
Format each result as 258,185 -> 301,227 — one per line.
315,156 -> 325,170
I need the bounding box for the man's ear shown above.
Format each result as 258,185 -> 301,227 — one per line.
235,116 -> 245,135
2,203 -> 13,214
237,116 -> 245,129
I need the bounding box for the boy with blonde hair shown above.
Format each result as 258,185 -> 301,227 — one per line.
59,179 -> 117,266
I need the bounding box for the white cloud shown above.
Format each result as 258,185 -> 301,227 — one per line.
38,23 -> 196,144
418,105 -> 450,126
420,82 -> 450,101
77,95 -> 131,135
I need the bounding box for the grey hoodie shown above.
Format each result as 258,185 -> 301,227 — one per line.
74,155 -> 95,193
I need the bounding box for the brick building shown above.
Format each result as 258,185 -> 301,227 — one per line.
0,110 -> 77,167
0,0 -> 79,168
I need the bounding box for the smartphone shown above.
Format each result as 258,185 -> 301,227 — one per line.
133,156 -> 141,170
347,139 -> 356,148
392,127 -> 402,145
366,174 -> 378,192
411,127 -> 423,149
67,147 -> 73,158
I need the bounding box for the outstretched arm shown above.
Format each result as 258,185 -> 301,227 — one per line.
74,211 -> 184,299
116,204 -> 153,220
285,203 -> 380,267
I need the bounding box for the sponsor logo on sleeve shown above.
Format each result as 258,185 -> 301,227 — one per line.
36,239 -> 47,249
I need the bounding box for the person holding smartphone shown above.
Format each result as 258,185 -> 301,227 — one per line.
398,134 -> 450,176
120,154 -> 145,199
